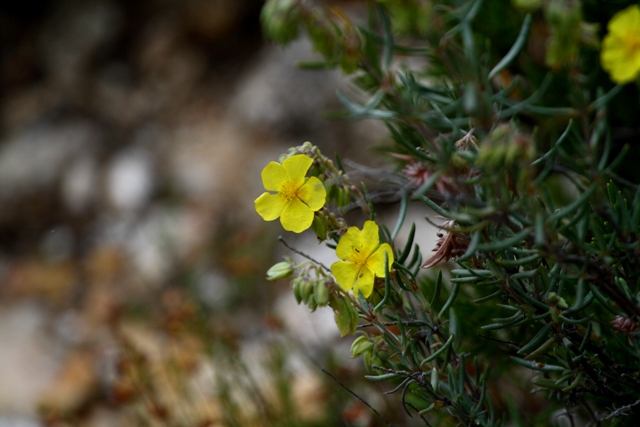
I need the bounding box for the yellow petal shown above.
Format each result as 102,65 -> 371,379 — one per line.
609,5 -> 640,33
331,261 -> 359,292
282,154 -> 313,188
601,49 -> 624,69
261,162 -> 288,192
601,6 -> 640,83
353,266 -> 375,298
611,61 -> 640,83
297,176 -> 326,210
360,221 -> 381,257
280,197 -> 314,233
601,41 -> 640,83
335,225 -> 364,261
255,192 -> 287,221
366,243 -> 394,277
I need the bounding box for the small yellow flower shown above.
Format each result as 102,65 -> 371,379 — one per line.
331,221 -> 394,298
601,5 -> 640,84
255,154 -> 326,233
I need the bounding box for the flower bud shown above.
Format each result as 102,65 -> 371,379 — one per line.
291,278 -> 303,304
306,293 -> 318,312
477,123 -> 534,168
451,151 -> 471,170
337,186 -> 351,209
314,280 -> 330,306
266,261 -> 294,281
363,352 -> 383,373
261,0 -> 301,44
512,0 -> 542,12
311,214 -> 328,242
301,279 -> 315,304
329,293 -> 359,336
350,335 -> 374,358
546,291 -> 568,309
544,0 -> 583,69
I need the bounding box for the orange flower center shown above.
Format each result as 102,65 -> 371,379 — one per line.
352,249 -> 366,265
280,182 -> 300,202
623,33 -> 640,55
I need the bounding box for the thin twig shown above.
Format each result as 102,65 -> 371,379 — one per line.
477,334 -> 520,349
599,399 -> 640,421
278,236 -> 330,271
404,401 -> 433,426
322,368 -> 394,427
357,320 -> 434,329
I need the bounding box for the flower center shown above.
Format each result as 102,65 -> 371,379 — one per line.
623,32 -> 640,55
352,246 -> 369,266
280,182 -> 299,201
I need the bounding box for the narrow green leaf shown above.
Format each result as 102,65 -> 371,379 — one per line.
474,289 -> 501,303
488,14 -> 532,79
534,213 -> 545,245
517,324 -> 553,355
458,230 -> 481,261
391,192 -> 409,240
481,314 -> 526,331
524,336 -> 556,360
397,222 -> 415,263
477,229 -> 529,251
438,282 -> 460,318
589,84 -> 623,111
550,185 -> 596,221
373,253 -> 391,312
420,334 -> 455,367
365,372 -> 403,381
430,270 -> 443,306
532,120 -> 572,167
510,356 -> 565,372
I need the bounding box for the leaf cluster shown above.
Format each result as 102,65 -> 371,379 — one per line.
261,0 -> 640,425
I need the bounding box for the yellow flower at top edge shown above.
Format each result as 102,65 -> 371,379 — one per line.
255,154 -> 326,233
601,5 -> 640,84
331,220 -> 394,298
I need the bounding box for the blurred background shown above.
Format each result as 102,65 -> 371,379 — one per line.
0,0 -> 402,425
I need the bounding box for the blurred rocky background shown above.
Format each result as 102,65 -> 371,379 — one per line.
0,0 -> 404,426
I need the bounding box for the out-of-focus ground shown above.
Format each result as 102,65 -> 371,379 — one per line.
0,1 -> 438,426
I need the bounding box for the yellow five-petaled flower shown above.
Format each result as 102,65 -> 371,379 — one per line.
331,221 -> 394,298
255,154 -> 326,233
601,5 -> 640,84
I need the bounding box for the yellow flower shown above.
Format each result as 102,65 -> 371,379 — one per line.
601,5 -> 640,84
255,154 -> 326,233
331,221 -> 394,298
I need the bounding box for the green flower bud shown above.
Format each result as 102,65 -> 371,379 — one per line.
261,0 -> 301,45
451,151 -> 469,169
544,0 -> 583,69
301,279 -> 315,303
337,186 -> 351,209
546,291 -> 568,309
314,280 -> 330,306
291,278 -> 304,304
512,0 -> 542,12
329,293 -> 359,336
266,261 -> 294,281
350,335 -> 374,358
311,214 -> 328,242
477,123 -> 534,168
306,293 -> 318,312
363,352 -> 383,373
